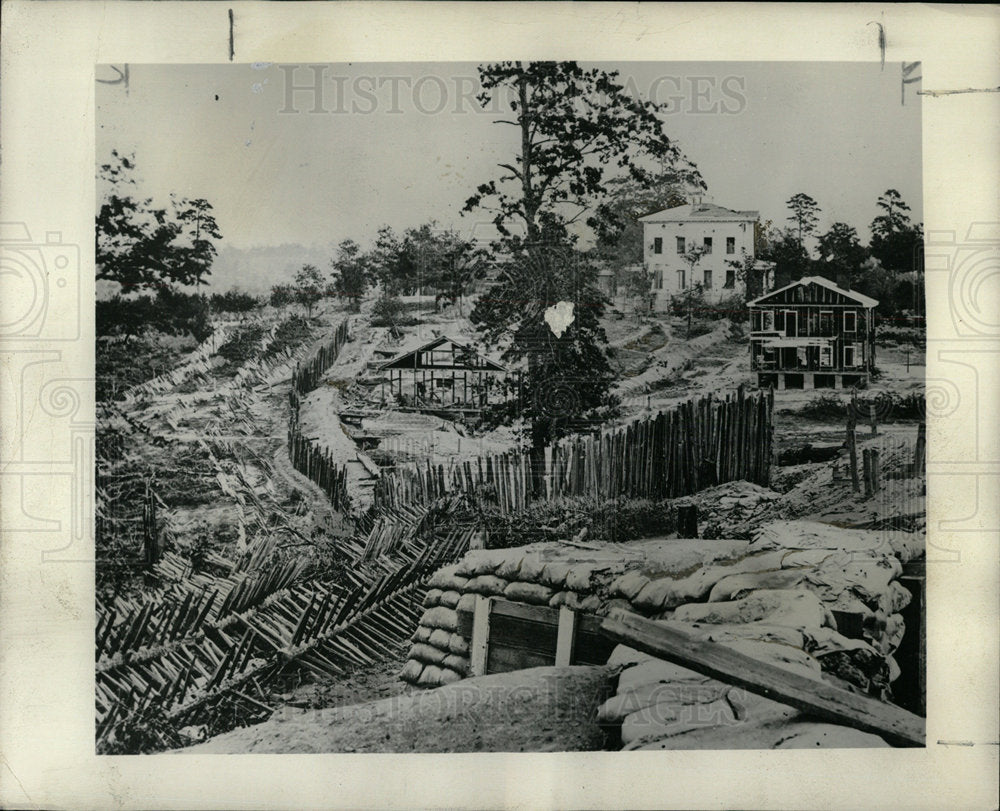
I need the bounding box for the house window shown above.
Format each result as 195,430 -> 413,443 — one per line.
820,345 -> 833,367
726,237 -> 736,254
844,311 -> 857,332
844,345 -> 856,367
820,310 -> 833,335
703,269 -> 713,288
654,271 -> 664,290
774,311 -> 785,332
676,236 -> 685,254
703,237 -> 713,253
725,270 -> 736,288
751,310 -> 762,331
762,310 -> 775,331
653,237 -> 663,255
677,269 -> 686,289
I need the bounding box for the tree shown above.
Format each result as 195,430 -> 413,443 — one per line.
869,189 -> 922,273
464,61 -> 704,242
625,264 -> 656,317
463,61 -> 701,459
588,173 -> 689,273
330,239 -> 371,312
785,193 -> 821,248
726,249 -> 767,300
96,150 -> 223,291
677,246 -> 708,337
293,264 -> 324,317
759,226 -> 811,288
816,222 -> 869,287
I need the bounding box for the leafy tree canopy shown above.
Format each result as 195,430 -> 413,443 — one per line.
96,150 -> 223,291
785,193 -> 821,247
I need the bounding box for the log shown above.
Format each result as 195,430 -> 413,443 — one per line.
600,609 -> 924,748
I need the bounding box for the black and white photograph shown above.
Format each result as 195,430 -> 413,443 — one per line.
2,3 -> 998,809
95,59 -> 928,754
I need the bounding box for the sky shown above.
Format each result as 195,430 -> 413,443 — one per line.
96,61 -> 922,260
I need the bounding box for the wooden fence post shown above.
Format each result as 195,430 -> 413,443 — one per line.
913,422 -> 926,477
869,404 -> 878,436
677,505 -> 699,538
862,448 -> 873,497
846,412 -> 860,493
870,448 -> 880,494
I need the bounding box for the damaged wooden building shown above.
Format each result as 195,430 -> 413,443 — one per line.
378,335 -> 510,412
748,276 -> 879,390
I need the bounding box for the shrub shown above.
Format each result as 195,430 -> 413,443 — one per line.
210,289 -> 261,314
215,323 -> 267,368
371,294 -> 419,327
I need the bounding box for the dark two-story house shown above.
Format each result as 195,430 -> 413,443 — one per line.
748,276 -> 878,390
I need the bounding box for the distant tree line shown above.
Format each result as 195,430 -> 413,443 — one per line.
757,189 -> 924,318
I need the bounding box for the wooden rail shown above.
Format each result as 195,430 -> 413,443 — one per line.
600,609 -> 925,748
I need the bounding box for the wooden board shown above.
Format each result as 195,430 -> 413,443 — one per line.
601,609 -> 925,748
457,598 -> 617,675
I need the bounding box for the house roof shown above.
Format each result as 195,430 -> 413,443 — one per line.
747,275 -> 879,308
379,335 -> 507,372
639,203 -> 760,223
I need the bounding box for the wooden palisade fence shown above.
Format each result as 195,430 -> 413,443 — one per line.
287,320 -> 352,512
373,386 -> 775,513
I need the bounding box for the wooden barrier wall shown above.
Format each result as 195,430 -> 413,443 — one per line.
373,386 -> 774,513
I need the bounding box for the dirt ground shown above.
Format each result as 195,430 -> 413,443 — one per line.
183,666 -> 615,754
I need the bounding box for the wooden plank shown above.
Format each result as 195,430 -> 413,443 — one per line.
487,644 -> 553,674
469,595 -> 491,677
488,614 -> 559,656
554,606 -> 577,666
600,609 -> 925,748
491,598 -> 560,625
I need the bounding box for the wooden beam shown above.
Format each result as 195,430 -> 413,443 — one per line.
554,606 -> 577,666
600,609 -> 925,748
470,595 -> 491,677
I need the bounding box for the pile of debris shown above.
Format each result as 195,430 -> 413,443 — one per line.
672,480 -> 783,538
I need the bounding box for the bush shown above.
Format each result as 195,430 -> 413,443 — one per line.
215,323 -> 267,368
263,315 -> 313,360
371,294 -> 419,327
478,496 -> 674,550
210,289 -> 261,314
96,332 -> 198,401
97,289 -> 212,342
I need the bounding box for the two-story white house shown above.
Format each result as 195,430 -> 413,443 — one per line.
639,197 -> 767,310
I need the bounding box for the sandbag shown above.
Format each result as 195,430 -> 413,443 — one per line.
423,588 -> 443,608
456,592 -> 477,614
611,571 -> 651,602
715,638 -> 824,681
455,549 -> 509,577
447,632 -> 470,656
494,554 -> 526,581
750,520 -> 922,564
437,667 -> 462,686
565,564 -> 601,593
672,589 -> 831,629
411,625 -> 431,644
617,658 -> 712,695
442,653 -> 470,676
410,642 -> 447,666
399,658 -> 424,684
464,574 -> 509,597
539,560 -> 574,589
599,681 -> 731,725
437,590 -> 461,609
427,564 -> 470,592
428,628 -> 452,650
422,605 -> 459,632
707,568 -> 808,603
503,581 -> 555,605
417,664 -> 445,687
515,554 -> 547,583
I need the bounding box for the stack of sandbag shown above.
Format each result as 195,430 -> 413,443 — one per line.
401,538 -> 751,688
597,644 -> 890,750
401,521 -> 922,695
